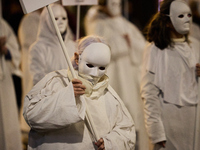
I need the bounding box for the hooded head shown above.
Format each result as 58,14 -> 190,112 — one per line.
72,35 -> 111,84
37,3 -> 69,39
106,0 -> 121,17
99,0 -> 122,17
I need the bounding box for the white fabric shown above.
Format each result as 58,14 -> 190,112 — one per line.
85,6 -> 149,150
0,18 -> 22,150
78,72 -> 110,137
141,37 -> 200,150
68,70 -> 109,100
29,4 -> 76,85
78,43 -> 111,79
23,69 -> 136,150
146,39 -> 198,106
0,20 -> 21,78
18,10 -> 41,134
19,10 -> 41,100
169,0 -> 192,35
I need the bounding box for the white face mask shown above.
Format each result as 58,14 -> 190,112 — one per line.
53,6 -> 68,34
107,0 -> 121,17
169,1 -> 192,35
78,43 -> 111,83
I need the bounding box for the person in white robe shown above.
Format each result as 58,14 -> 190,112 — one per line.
23,35 -> 136,150
141,0 -> 200,149
189,0 -> 200,41
18,8 -> 43,149
0,18 -> 22,150
84,0 -> 148,149
21,3 -> 76,148
29,3 -> 75,86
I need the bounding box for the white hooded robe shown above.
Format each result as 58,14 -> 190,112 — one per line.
23,69 -> 136,150
29,4 -> 76,86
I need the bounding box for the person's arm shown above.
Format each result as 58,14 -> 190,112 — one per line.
23,72 -> 86,132
141,71 -> 166,145
140,46 -> 166,145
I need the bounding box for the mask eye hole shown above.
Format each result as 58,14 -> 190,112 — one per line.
188,13 -> 192,17
99,67 -> 106,70
62,17 -> 66,20
55,17 -> 58,20
178,14 -> 184,18
86,64 -> 94,68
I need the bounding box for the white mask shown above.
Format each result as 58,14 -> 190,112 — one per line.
78,43 -> 111,83
53,6 -> 68,34
169,1 -> 192,35
107,0 -> 121,17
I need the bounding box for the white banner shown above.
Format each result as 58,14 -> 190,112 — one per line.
62,0 -> 98,6
19,0 -> 58,14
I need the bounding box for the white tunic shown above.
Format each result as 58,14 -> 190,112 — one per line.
84,6 -> 148,149
141,37 -> 200,150
0,19 -> 22,150
23,69 -> 136,150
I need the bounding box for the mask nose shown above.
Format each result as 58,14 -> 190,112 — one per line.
185,14 -> 192,22
90,67 -> 99,77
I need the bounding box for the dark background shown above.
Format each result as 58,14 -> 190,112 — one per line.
1,0 -> 158,38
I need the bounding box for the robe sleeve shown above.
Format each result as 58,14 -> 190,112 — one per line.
3,19 -> 21,76
140,45 -> 166,144
103,87 -> 136,150
23,72 -> 86,132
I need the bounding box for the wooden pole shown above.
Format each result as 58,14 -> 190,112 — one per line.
76,5 -> 80,40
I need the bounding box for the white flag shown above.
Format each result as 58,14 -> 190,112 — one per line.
19,0 -> 58,14
62,0 -> 98,6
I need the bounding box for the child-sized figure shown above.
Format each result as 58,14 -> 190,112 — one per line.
23,35 -> 136,150
141,0 -> 200,150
